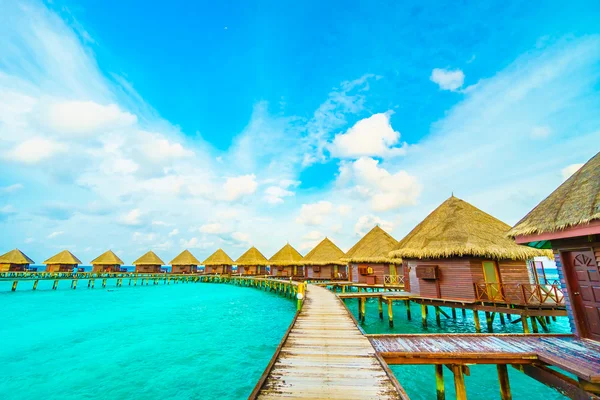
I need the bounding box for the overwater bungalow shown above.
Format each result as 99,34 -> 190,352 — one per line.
301,237 -> 347,280
343,225 -> 401,286
202,248 -> 234,275
235,246 -> 269,275
44,250 -> 82,272
170,249 -> 200,274
269,243 -> 304,278
389,196 -> 548,303
133,251 -> 164,273
510,151 -> 600,342
0,249 -> 35,272
91,250 -> 124,273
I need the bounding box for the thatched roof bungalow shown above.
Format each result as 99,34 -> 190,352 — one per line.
269,243 -> 304,278
91,250 -> 124,273
0,249 -> 35,272
235,246 -> 269,275
170,249 -> 200,274
343,226 -> 400,286
390,196 -> 548,303
300,238 -> 347,280
202,249 -> 234,275
509,151 -> 600,341
44,250 -> 82,273
133,251 -> 164,273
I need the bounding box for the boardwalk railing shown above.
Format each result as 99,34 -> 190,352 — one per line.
474,282 -> 565,306
384,275 -> 405,286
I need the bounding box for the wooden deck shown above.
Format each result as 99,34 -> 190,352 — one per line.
368,334 -> 600,383
251,285 -> 407,399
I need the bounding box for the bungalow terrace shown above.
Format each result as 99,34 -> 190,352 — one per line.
0,249 -> 34,272
44,250 -> 82,272
343,225 -> 401,286
202,249 -> 233,275
301,238 -> 347,280
269,243 -> 304,278
510,151 -> 600,342
91,250 -> 124,273
170,249 -> 200,274
390,196 -> 549,304
133,251 -> 164,273
236,246 -> 269,275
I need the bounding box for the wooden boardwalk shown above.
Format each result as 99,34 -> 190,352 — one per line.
252,284 -> 407,399
369,334 -> 600,383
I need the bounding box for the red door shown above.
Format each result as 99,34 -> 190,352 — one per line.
565,250 -> 600,341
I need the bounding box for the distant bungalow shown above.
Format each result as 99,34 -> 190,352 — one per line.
269,243 -> 304,278
133,251 -> 164,273
170,249 -> 200,274
236,246 -> 269,275
44,250 -> 82,272
390,196 -> 548,303
510,151 -> 600,342
91,250 -> 124,273
301,238 -> 347,280
202,248 -> 234,275
343,226 -> 400,286
0,249 -> 34,272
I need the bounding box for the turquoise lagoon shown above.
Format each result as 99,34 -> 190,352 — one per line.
0,282 -> 572,399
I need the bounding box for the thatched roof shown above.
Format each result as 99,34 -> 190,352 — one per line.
390,196 -> 549,261
269,243 -> 303,266
342,226 -> 399,264
509,152 -> 600,237
44,250 -> 82,265
202,249 -> 234,266
300,238 -> 346,266
0,249 -> 34,265
236,246 -> 269,266
91,250 -> 124,266
170,249 -> 201,266
133,251 -> 164,266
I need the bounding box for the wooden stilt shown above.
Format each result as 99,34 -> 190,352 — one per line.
473,310 -> 481,333
499,313 -> 505,325
53,279 -> 59,290
507,313 -> 512,321
497,364 -> 512,400
538,316 -> 549,332
388,300 -> 394,328
11,281 -> 18,291
462,308 -> 466,318
378,297 -> 383,319
102,278 -> 107,288
72,279 -> 77,289
91,279 -> 95,289
451,365 -> 467,400
452,308 -> 457,319
422,305 -> 428,328
33,280 -> 39,290
486,312 -> 494,333
531,316 -> 539,333
545,316 -> 551,324
405,300 -> 412,320
435,307 -> 441,327
522,316 -> 530,333
360,297 -> 366,322
435,365 -> 445,400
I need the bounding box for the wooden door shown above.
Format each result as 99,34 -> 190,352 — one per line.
565,250 -> 600,341
482,261 -> 503,301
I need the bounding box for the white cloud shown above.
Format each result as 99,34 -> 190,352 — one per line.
152,220 -> 171,227
119,209 -> 143,226
132,232 -> 156,242
303,230 -> 324,240
180,237 -> 214,249
296,201 -> 334,225
430,68 -> 465,91
531,126 -> 551,139
223,174 -> 258,201
25,237 -> 34,244
329,112 -> 407,158
168,228 -> 179,237
41,100 -> 136,137
337,204 -> 352,216
5,137 -> 67,164
138,131 -> 194,162
199,223 -> 228,234
231,231 -> 250,245
339,157 -> 421,211
47,231 -> 64,239
561,163 -> 584,180
265,185 -> 295,204
354,215 -> 394,236
0,183 -> 24,194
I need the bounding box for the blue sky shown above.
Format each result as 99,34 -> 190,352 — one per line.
1,0 -> 599,264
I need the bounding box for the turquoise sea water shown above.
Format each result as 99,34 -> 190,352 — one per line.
0,282 -> 295,400
344,297 -> 571,400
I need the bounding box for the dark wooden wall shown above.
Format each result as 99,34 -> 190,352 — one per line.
349,263 -> 392,284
